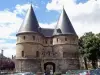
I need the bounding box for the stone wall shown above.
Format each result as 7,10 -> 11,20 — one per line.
42,58 -> 80,73
15,59 -> 41,72
16,33 -> 80,72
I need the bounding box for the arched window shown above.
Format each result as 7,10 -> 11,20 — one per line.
22,51 -> 24,57
36,51 -> 39,57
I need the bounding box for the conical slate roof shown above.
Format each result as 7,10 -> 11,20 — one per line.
53,8 -> 77,36
17,5 -> 39,34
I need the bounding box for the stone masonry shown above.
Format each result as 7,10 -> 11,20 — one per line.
15,5 -> 80,73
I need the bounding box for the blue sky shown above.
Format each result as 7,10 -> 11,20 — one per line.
0,0 -> 100,58
0,0 -> 88,23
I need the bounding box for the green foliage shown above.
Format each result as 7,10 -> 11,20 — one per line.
79,32 -> 100,69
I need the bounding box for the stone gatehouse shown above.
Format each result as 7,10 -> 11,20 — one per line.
15,5 -> 80,73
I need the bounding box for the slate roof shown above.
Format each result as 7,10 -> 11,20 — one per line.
17,5 -> 39,34
17,5 -> 77,37
53,8 -> 77,36
39,28 -> 54,37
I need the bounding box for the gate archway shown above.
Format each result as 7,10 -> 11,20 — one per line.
44,62 -> 55,73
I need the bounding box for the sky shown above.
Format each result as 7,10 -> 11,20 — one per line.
0,0 -> 100,58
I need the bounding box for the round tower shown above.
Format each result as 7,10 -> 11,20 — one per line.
52,8 -> 80,72
16,5 -> 43,72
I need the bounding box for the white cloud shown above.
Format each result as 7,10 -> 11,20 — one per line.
0,42 -> 16,58
0,10 -> 22,39
46,0 -> 100,36
14,3 -> 38,15
0,39 -> 6,43
3,48 -> 16,58
39,22 -> 56,29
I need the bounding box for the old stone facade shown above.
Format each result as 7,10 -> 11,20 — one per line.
15,5 -> 80,73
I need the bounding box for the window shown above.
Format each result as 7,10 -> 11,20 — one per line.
36,51 -> 39,57
33,36 -> 35,40
45,40 -> 47,44
57,38 -> 58,42
22,51 -> 24,57
57,29 -> 61,33
23,36 -> 25,40
65,37 -> 67,41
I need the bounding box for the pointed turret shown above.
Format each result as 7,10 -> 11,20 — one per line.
17,5 -> 39,34
53,7 -> 77,36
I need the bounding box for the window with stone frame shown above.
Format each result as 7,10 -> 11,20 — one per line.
45,40 -> 47,44
65,37 -> 67,41
22,51 -> 24,57
32,36 -> 35,40
23,36 -> 25,40
57,38 -> 58,42
36,51 -> 39,57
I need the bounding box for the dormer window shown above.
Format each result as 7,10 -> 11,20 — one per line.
57,29 -> 61,33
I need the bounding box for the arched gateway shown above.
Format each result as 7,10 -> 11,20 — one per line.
44,62 -> 55,73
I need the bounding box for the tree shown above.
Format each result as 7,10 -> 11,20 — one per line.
79,32 -> 100,69
96,33 -> 100,59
